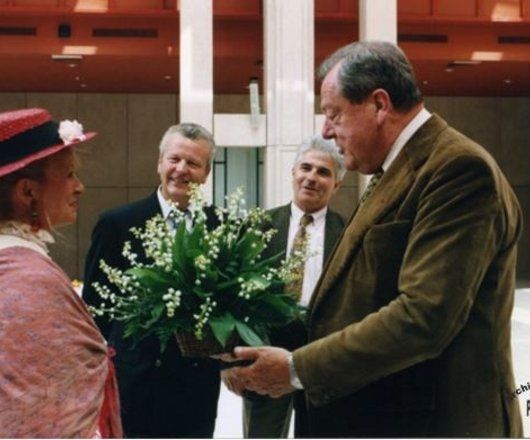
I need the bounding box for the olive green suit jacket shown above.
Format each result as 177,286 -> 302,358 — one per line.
293,114 -> 523,437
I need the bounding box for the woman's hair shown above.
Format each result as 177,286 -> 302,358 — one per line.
0,159 -> 47,221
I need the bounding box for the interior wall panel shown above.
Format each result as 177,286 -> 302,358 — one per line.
479,0 -> 523,20
77,187 -> 128,281
398,0 -> 432,16
433,0 -> 477,17
77,93 -> 128,187
499,98 -> 530,187
127,93 -> 176,187
0,93 -> 26,112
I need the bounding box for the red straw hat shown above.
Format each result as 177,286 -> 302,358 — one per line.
0,108 -> 96,178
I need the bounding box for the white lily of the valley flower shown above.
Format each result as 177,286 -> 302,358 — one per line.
58,119 -> 86,145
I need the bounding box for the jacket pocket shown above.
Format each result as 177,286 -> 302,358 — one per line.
361,219 -> 412,307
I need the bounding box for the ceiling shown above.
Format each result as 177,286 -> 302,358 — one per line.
0,0 -> 529,97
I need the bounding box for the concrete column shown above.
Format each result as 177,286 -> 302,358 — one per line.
358,0 -> 397,194
359,0 -> 397,43
263,0 -> 314,208
179,0 -> 214,201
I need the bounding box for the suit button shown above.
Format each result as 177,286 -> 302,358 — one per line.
155,359 -> 162,367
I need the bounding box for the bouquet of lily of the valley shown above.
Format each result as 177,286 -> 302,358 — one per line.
91,185 -> 309,356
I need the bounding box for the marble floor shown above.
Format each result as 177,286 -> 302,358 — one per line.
214,284 -> 530,438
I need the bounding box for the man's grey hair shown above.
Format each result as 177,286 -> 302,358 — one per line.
318,41 -> 422,112
158,122 -> 216,166
294,135 -> 346,181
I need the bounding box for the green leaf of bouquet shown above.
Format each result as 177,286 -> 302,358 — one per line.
185,222 -> 204,252
144,303 -> 165,328
252,250 -> 285,271
209,313 -> 237,347
247,274 -> 271,291
247,294 -> 299,326
235,233 -> 265,262
235,321 -> 264,346
126,267 -> 174,291
172,221 -> 193,276
258,294 -> 296,314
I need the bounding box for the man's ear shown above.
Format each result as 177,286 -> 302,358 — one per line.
372,88 -> 391,126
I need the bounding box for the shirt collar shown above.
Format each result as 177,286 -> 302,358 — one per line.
290,202 -> 327,226
157,186 -> 178,219
381,107 -> 432,172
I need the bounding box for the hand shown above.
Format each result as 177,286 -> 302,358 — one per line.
221,368 -> 246,396
231,346 -> 295,398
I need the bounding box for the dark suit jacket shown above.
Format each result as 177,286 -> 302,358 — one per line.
245,203 -> 345,437
263,203 -> 345,351
83,192 -> 221,438
264,203 -> 345,271
293,114 -> 523,437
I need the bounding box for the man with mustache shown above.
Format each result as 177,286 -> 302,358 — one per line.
229,41 -> 523,437
223,134 -> 345,438
83,123 -> 221,438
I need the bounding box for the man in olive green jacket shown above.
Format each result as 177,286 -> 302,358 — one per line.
230,41 -> 523,437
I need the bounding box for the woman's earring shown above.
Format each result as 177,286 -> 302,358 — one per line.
30,199 -> 41,232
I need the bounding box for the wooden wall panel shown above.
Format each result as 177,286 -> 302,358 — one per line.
12,0 -> 59,6
111,0 -> 164,9
433,0 -> 477,17
315,0 -> 341,14
213,0 -> 261,16
315,0 -> 357,18
398,0 -> 432,16
479,0 -> 523,20
341,0 -> 358,16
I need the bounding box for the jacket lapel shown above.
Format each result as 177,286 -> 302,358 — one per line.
309,114 -> 448,313
323,211 -> 343,262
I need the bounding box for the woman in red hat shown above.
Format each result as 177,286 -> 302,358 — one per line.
0,108 -> 122,438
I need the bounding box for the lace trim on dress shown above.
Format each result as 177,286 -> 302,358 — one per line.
0,221 -> 54,255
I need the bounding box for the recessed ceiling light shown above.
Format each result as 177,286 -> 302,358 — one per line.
75,76 -> 80,81
503,79 -> 512,84
80,83 -> 87,88
422,80 -> 429,85
164,75 -> 172,80
445,68 -> 454,72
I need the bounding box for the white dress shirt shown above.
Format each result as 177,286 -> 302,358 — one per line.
287,202 -> 328,307
381,107 -> 432,172
157,187 -> 192,231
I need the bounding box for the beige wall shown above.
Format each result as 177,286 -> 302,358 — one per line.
1,93 -> 528,278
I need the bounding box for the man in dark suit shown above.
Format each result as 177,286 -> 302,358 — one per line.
230,41 -> 523,437
83,123 -> 221,438
222,135 -> 345,438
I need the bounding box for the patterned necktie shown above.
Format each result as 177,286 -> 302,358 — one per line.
285,213 -> 314,302
167,209 -> 190,231
359,170 -> 384,205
